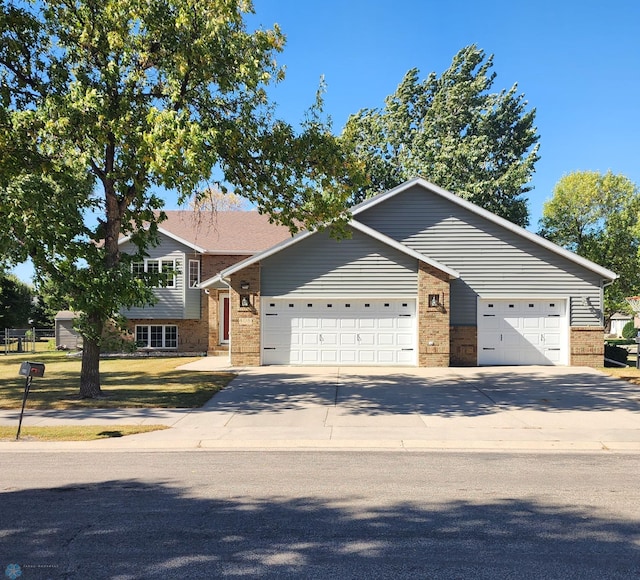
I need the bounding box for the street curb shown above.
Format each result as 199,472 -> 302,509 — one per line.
2,439 -> 640,452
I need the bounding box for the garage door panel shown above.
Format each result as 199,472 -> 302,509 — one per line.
320,333 -> 338,346
340,334 -> 357,346
301,333 -> 319,346
358,333 -> 376,346
262,298 -> 416,365
320,350 -> 338,363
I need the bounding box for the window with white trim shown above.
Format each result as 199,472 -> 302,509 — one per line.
135,325 -> 178,349
131,259 -> 176,288
189,260 -> 200,288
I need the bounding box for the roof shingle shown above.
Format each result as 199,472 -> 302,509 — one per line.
160,210 -> 292,254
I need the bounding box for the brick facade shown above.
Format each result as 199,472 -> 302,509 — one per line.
127,318 -> 209,353
417,262 -> 451,367
228,263 -> 262,366
450,325 -> 477,366
570,326 -> 604,367
202,254 -> 250,354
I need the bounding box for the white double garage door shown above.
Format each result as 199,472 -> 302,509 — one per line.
478,298 -> 569,365
261,298 -> 416,365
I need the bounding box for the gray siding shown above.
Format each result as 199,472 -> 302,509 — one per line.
357,184 -> 605,326
120,235 -> 201,320
261,229 -> 417,297
55,320 -> 82,349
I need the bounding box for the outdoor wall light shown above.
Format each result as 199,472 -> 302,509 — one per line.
240,281 -> 250,290
240,294 -> 251,308
429,293 -> 441,308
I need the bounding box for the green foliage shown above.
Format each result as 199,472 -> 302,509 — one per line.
539,171 -> 640,319
0,273 -> 32,328
342,45 -> 539,226
0,0 -> 362,395
604,344 -> 630,366
621,320 -> 637,340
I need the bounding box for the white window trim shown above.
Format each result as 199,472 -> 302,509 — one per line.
132,258 -> 176,288
135,325 -> 178,349
189,259 -> 200,288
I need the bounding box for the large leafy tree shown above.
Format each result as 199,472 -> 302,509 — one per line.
0,273 -> 32,329
538,171 -> 640,320
0,0 -> 361,397
342,45 -> 540,227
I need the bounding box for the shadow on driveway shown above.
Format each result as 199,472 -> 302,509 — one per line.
208,367 -> 640,417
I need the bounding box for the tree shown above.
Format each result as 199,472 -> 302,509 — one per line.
0,0 -> 362,397
538,171 -> 640,319
189,187 -> 250,212
341,45 -> 540,227
0,273 -> 32,329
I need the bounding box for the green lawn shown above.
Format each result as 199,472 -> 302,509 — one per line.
1,424 -> 168,441
0,352 -> 235,409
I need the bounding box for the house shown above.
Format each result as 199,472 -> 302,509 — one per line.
199,178 -> 617,368
119,179 -> 616,367
608,312 -> 633,338
118,211 -> 291,353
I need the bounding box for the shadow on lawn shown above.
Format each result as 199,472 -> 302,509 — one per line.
1,369 -> 235,409
1,478 -> 638,579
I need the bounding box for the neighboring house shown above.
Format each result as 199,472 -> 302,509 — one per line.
118,211 -> 291,353
608,313 -> 633,338
200,178 -> 617,368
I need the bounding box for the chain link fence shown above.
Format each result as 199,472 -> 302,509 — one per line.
2,328 -> 55,355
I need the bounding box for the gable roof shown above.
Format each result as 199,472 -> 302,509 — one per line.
199,220 -> 460,289
119,211 -> 292,255
353,177 -> 618,281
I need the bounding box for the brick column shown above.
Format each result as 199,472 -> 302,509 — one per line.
418,262 -> 450,367
229,263 -> 261,366
570,327 -> 604,367
450,325 -> 477,366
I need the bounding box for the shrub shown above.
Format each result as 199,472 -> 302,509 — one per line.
604,344 -> 629,366
622,320 -> 637,340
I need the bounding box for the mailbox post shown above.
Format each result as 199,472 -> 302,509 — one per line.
16,362 -> 45,440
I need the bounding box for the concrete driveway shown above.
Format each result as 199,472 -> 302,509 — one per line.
3,363 -> 640,451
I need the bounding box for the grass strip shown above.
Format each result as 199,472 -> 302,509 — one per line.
0,424 -> 168,441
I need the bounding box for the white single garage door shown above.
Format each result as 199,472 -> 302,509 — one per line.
478,299 -> 568,365
261,299 -> 416,365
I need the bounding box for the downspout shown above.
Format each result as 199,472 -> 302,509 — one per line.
223,276 -> 232,366
601,279 -> 615,328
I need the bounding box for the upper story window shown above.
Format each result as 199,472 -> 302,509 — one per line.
132,258 -> 176,288
189,260 -> 200,288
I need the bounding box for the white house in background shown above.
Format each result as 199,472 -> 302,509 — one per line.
608,312 -> 633,337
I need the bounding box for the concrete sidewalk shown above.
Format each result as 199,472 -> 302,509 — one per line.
1,361 -> 640,452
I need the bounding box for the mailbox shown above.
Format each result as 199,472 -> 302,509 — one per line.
18,361 -> 45,378
16,361 -> 45,440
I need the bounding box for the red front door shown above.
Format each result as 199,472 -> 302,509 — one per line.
222,296 -> 230,342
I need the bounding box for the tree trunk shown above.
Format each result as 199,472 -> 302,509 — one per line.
80,337 -> 102,398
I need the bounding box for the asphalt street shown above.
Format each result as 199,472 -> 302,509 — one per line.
1,451 -> 639,579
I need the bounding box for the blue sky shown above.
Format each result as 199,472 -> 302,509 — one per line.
235,0 -> 639,227
11,0 -> 640,283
